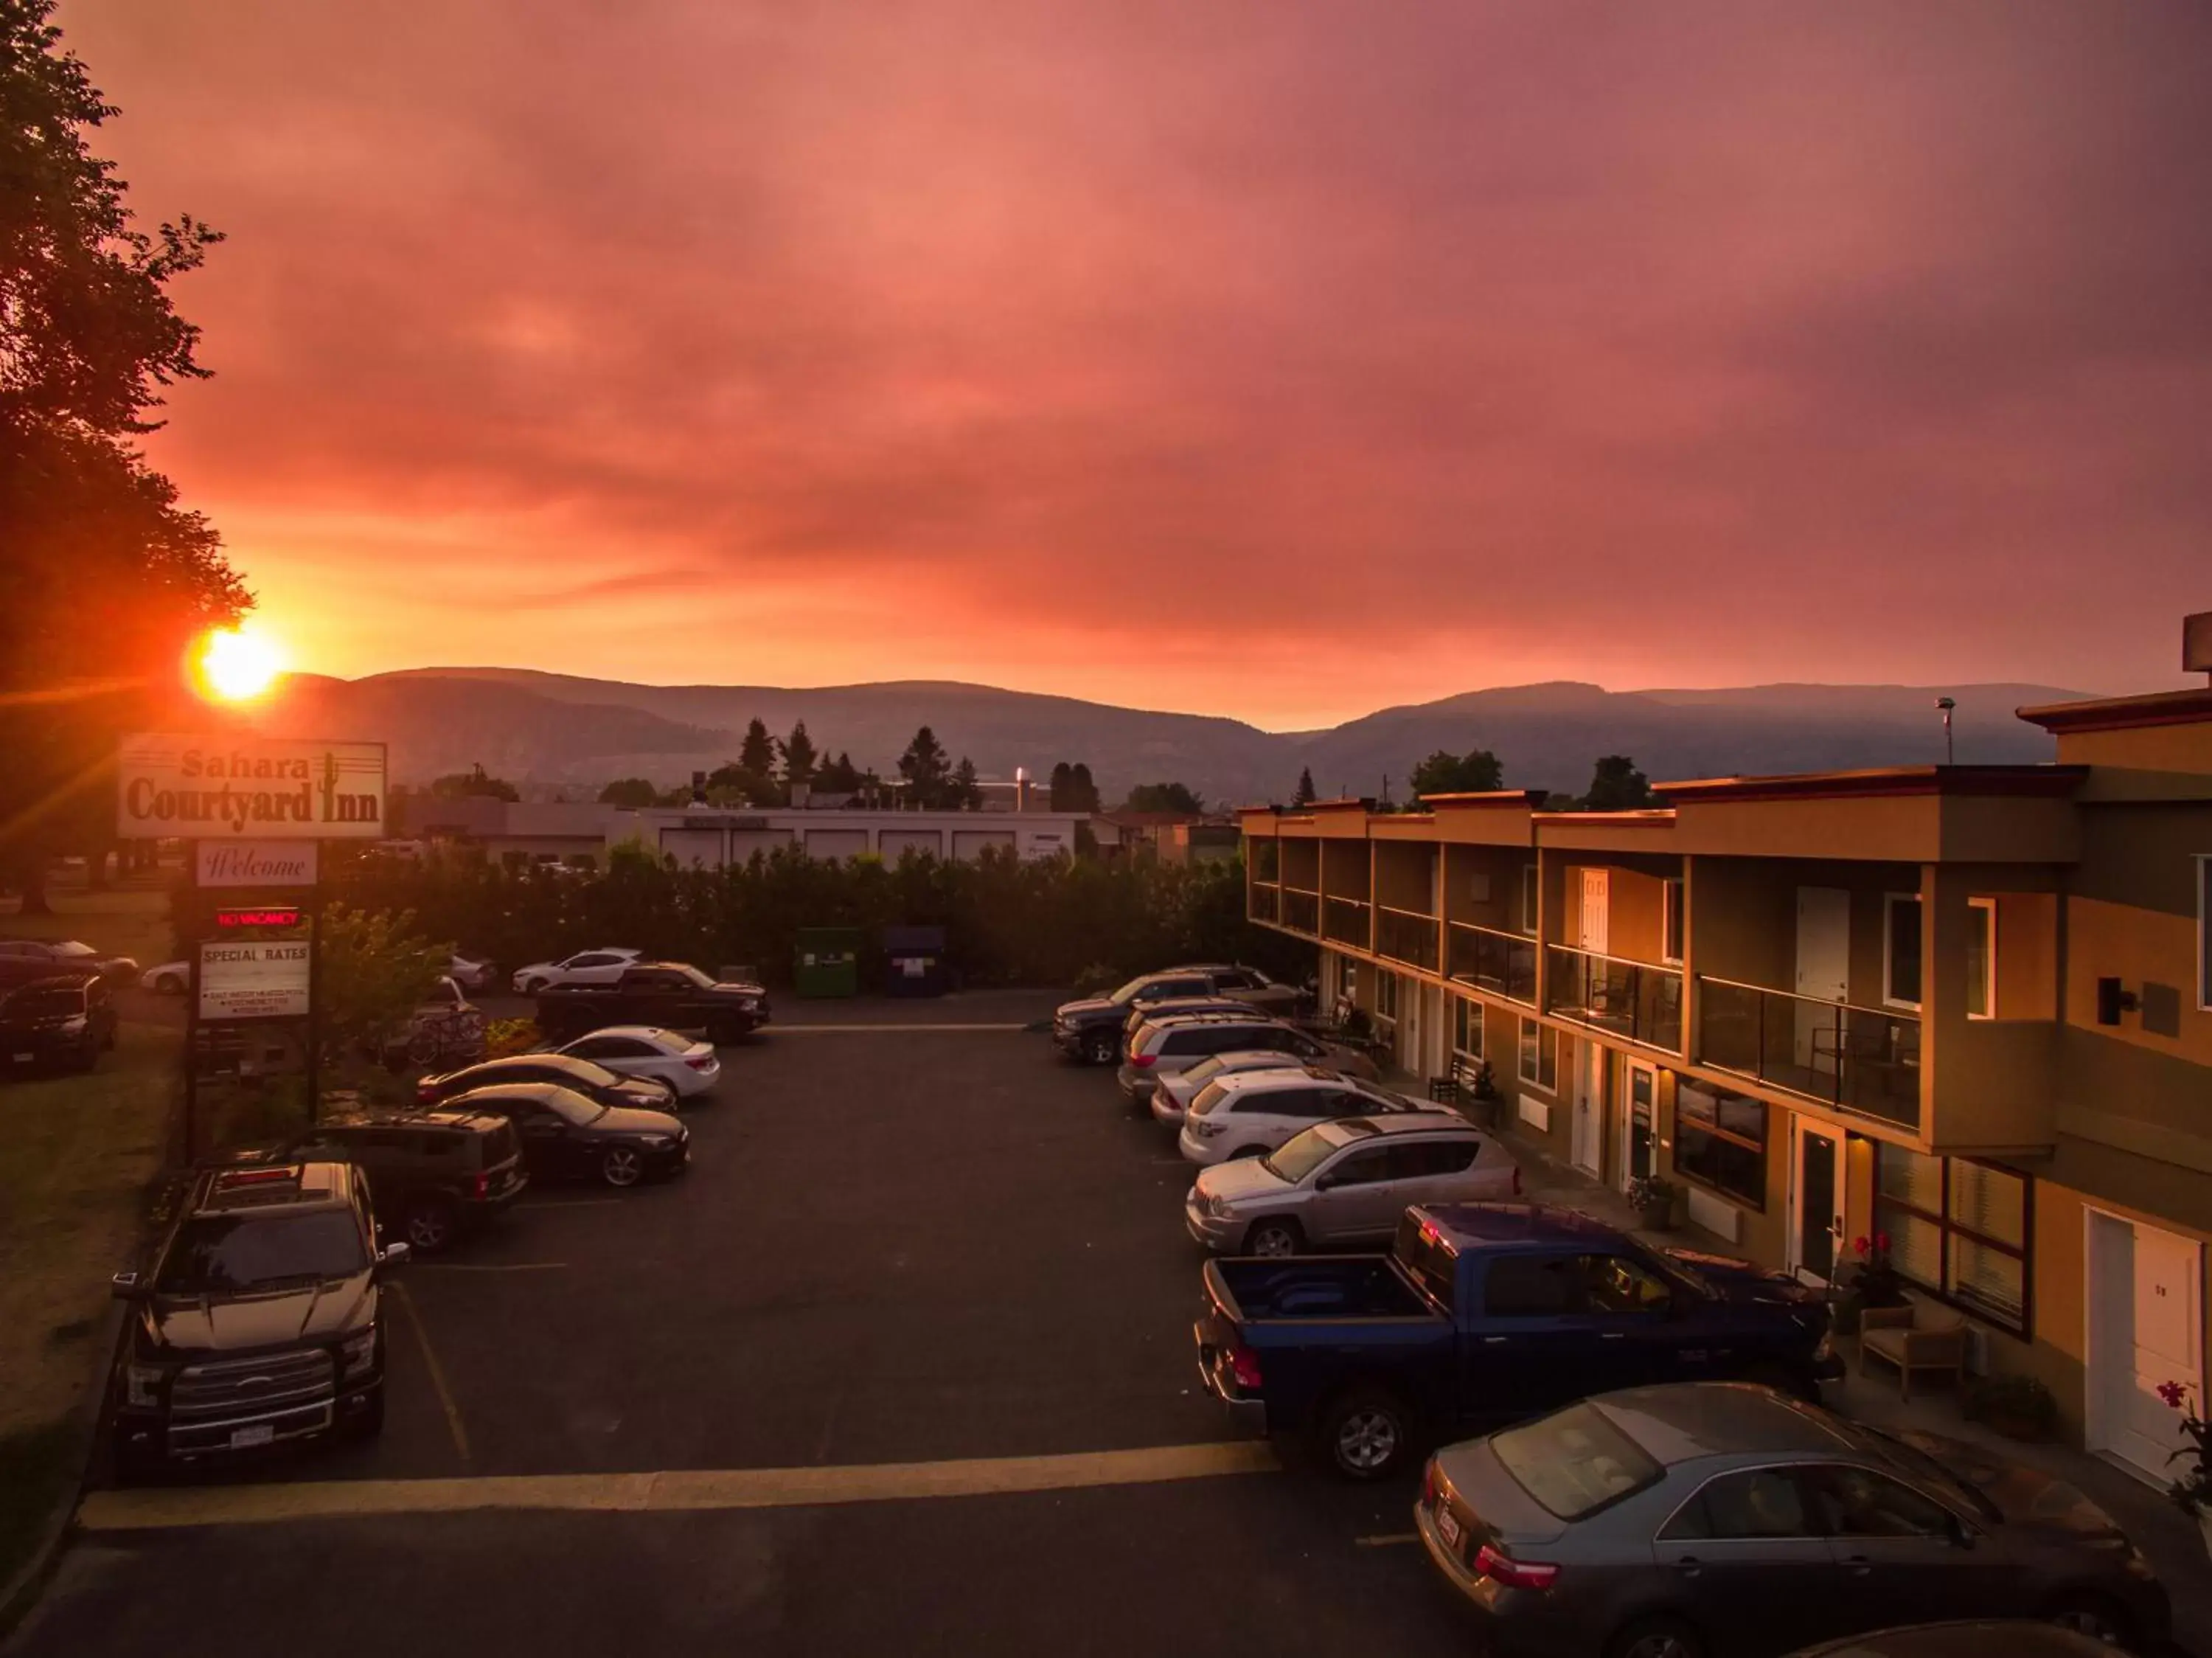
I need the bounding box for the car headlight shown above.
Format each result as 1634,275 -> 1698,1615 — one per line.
60,1016 -> 87,1034
1206,1193 -> 1234,1218
339,1328 -> 378,1378
1190,1119 -> 1225,1138
125,1362 -> 166,1407
638,1134 -> 673,1149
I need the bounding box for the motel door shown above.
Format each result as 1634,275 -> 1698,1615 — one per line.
2089,1213 -> 2205,1487
1789,1119 -> 1846,1286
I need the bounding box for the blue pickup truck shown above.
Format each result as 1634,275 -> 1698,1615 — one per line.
1194,1203 -> 1843,1480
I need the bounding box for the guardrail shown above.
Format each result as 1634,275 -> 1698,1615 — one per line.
1697,975 -> 1921,1130
1375,905 -> 1439,971
1446,922 -> 1537,1005
1280,888 -> 1320,935
1544,945 -> 1684,1052
1248,882 -> 1279,924
1322,896 -> 1371,949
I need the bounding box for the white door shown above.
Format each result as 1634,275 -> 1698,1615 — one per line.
1787,1118 -> 1846,1285
1398,978 -> 1421,1075
1794,887 -> 1851,1076
1579,870 -> 1611,954
1571,1040 -> 1604,1176
2088,1213 -> 2205,1486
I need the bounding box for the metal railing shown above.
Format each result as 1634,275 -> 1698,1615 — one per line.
1280,888 -> 1321,935
1544,945 -> 1684,1052
1248,882 -> 1279,925
1375,905 -> 1439,971
1697,975 -> 1921,1129
1322,895 -> 1371,948
1446,922 -> 1537,1004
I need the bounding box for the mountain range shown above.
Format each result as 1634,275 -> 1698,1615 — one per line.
247,669 -> 2098,806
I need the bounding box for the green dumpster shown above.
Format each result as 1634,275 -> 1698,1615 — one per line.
793,926 -> 862,998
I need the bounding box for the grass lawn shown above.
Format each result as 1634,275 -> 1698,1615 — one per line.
0,878 -> 174,969
0,1019 -> 176,1440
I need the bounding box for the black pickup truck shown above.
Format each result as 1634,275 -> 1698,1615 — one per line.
534,962 -> 770,1043
1195,1202 -> 1841,1480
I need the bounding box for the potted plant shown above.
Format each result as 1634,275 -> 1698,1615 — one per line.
1629,1175 -> 1679,1232
1832,1232 -> 1909,1336
1962,1373 -> 2059,1443
2157,1381 -> 2212,1555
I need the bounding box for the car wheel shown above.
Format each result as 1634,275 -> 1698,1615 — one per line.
2043,1594 -> 2138,1648
154,972 -> 184,995
1605,1616 -> 1705,1658
1082,1032 -> 1116,1066
1317,1387 -> 1414,1481
1244,1218 -> 1302,1257
403,1199 -> 457,1254
599,1145 -> 645,1188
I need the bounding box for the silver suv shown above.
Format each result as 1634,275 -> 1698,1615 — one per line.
1116,1013 -> 1378,1106
1183,1114 -> 1520,1256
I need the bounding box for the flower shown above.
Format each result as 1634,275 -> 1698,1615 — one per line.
2159,1380 -> 2189,1409
1874,1232 -> 1891,1252
1853,1236 -> 1870,1255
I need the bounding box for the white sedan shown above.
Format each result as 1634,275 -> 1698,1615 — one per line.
554,1026 -> 720,1100
140,960 -> 189,995
511,947 -> 642,994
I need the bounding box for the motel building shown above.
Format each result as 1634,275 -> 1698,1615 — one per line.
1241,680 -> 2212,1482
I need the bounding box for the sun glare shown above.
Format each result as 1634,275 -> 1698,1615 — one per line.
195,626 -> 286,702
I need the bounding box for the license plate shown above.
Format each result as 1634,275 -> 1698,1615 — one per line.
229,1423 -> 275,1449
1435,1508 -> 1463,1549
12,1052 -> 32,1063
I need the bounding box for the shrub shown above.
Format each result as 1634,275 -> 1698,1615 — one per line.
482,1016 -> 542,1058
1961,1373 -> 2059,1441
1072,962 -> 1123,997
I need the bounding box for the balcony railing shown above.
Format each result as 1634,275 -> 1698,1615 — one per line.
1544,946 -> 1684,1052
1375,905 -> 1439,972
1322,896 -> 1371,948
1280,888 -> 1320,935
1446,922 -> 1537,1005
1697,976 -> 1921,1130
1248,882 -> 1279,925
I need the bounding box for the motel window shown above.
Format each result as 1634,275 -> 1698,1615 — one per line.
1453,996 -> 1484,1058
1673,1083 -> 1766,1210
1884,895 -> 1923,1010
2197,857 -> 2211,1012
1663,878 -> 1686,965
1876,1147 -> 2030,1335
1375,971 -> 1400,1024
1520,865 -> 1540,935
1965,898 -> 1996,1020
1517,1016 -> 1557,1092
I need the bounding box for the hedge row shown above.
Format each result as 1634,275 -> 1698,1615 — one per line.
178,847 -> 1315,993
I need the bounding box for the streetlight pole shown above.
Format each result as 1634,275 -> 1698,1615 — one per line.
1935,696 -> 1956,766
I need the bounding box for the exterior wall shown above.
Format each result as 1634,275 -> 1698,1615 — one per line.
629,808 -> 1084,867
1441,844 -> 1526,931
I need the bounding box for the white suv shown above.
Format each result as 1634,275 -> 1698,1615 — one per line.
1177,1066 -> 1417,1165
510,948 -> 642,995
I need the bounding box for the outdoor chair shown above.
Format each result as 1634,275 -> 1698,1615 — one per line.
1857,1303 -> 1966,1401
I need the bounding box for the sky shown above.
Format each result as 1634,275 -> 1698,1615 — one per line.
63,0 -> 2212,729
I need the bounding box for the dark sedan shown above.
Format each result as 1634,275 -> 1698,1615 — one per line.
418,1051 -> 675,1111
442,1082 -> 689,1187
0,938 -> 138,988
1,974 -> 117,1072
1415,1382 -> 2167,1658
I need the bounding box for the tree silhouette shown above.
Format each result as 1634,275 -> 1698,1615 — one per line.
780,721 -> 818,786
1409,748 -> 1503,800
1292,767 -> 1317,807
898,726 -> 952,805
1582,755 -> 1655,811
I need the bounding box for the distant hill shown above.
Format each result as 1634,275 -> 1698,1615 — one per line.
245,668 -> 2098,804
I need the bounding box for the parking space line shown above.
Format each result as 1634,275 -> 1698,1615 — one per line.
769,1023 -> 1029,1033
77,1441 -> 1279,1531
410,1262 -> 569,1272
516,1199 -> 625,1210
389,1281 -> 471,1466
1354,1532 -> 1420,1547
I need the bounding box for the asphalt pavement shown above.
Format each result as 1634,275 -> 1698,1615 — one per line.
6,993 -> 1473,1657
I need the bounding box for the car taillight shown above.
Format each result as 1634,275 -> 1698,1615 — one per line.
1130,1052 -> 1155,1067
1422,1460 -> 1440,1507
1227,1345 -> 1263,1391
1472,1544 -> 1559,1591
685,1055 -> 714,1071
470,1170 -> 490,1200
416,1083 -> 437,1104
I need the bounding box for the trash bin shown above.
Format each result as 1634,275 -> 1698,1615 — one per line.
882,926 -> 949,998
793,927 -> 861,999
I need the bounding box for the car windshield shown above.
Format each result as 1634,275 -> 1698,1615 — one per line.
1260,1124 -> 1352,1184
512,1055 -> 619,1088
51,940 -> 97,957
1107,978 -> 1152,1005
1183,1056 -> 1229,1086
155,1211 -> 369,1294
1851,1424 -> 2005,1526
537,1087 -> 610,1125
4,987 -> 84,1018
1492,1402 -> 1665,1520
669,964 -> 715,988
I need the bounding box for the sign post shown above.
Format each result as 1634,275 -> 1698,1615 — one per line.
127,735 -> 385,1159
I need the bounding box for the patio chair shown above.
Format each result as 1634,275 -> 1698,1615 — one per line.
1857,1303 -> 1966,1401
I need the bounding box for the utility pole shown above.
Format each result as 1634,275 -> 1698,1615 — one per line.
1935,696 -> 1956,766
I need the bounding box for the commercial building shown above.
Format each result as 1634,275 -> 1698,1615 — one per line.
1242,669 -> 2212,1481
623,805 -> 1083,866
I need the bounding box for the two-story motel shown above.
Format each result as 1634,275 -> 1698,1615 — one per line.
1242,680 -> 2212,1480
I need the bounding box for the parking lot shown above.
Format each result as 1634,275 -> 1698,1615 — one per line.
7,993 -> 1472,1657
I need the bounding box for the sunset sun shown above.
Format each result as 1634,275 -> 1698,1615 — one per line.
193,625 -> 285,702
